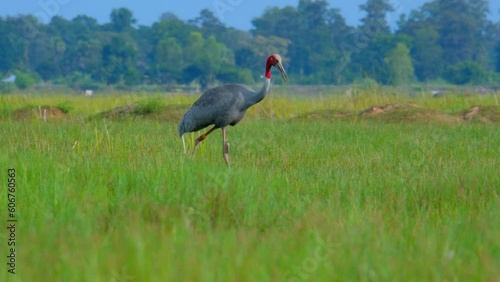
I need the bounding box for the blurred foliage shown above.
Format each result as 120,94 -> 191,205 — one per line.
13,71 -> 39,90
445,61 -> 490,85
0,82 -> 15,94
0,1 -> 499,88
57,100 -> 74,114
136,97 -> 166,114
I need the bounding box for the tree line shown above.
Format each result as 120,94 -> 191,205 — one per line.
1,0 -> 499,91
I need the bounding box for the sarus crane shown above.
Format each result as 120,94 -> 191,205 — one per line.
178,54 -> 288,166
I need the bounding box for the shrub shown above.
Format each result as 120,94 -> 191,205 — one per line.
136,97 -> 165,114
444,61 -> 488,85
0,82 -> 15,94
14,71 -> 39,89
57,101 -> 74,114
67,71 -> 102,91
353,77 -> 380,90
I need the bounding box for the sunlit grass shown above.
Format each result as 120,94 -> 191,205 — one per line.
1,87 -> 499,119
0,90 -> 499,281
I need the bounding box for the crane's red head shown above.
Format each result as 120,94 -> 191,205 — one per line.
265,54 -> 288,83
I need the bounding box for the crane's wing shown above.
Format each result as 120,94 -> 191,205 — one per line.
179,84 -> 256,135
193,84 -> 254,107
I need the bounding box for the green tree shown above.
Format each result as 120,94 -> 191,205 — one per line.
110,8 -> 136,32
14,70 -> 39,89
216,65 -> 253,85
71,15 -> 99,35
359,0 -> 395,35
151,15 -> 194,48
252,6 -> 299,40
444,61 -> 488,84
191,9 -> 225,37
155,37 -> 184,83
184,32 -> 204,64
495,41 -> 500,72
148,15 -> 196,84
181,32 -> 204,85
197,35 -> 228,88
102,34 -> 139,85
384,43 -> 414,85
0,18 -> 19,73
181,32 -> 234,89
0,16 -> 40,72
3,4 -> 499,87
436,0 -> 489,65
66,71 -> 99,90
64,39 -> 102,78
411,26 -> 444,81
340,0 -> 396,84
349,34 -> 411,84
252,1 -> 349,84
36,61 -> 59,80
33,37 -> 66,80
295,0 -> 331,78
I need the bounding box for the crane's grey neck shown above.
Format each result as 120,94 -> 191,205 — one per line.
245,78 -> 271,108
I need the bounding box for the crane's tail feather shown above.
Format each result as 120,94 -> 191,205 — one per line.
181,134 -> 186,154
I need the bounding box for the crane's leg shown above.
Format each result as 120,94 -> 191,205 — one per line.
192,126 -> 218,157
181,134 -> 186,154
222,127 -> 230,166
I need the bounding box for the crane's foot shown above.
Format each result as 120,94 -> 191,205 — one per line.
223,142 -> 230,167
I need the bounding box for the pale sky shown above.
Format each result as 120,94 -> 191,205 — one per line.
0,0 -> 498,30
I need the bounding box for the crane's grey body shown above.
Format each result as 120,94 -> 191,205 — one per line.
178,80 -> 270,137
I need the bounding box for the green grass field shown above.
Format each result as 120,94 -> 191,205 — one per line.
1,90 -> 499,281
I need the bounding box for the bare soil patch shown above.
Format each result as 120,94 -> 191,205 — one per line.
97,103 -> 190,122
359,102 -> 461,124
296,103 -> 500,124
295,109 -> 353,120
461,105 -> 500,123
12,106 -> 69,121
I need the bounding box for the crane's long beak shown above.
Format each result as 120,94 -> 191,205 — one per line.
275,62 -> 288,83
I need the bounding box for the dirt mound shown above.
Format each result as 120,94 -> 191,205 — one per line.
295,109 -> 353,120
97,103 -> 189,122
99,103 -> 140,119
12,106 -> 69,121
149,104 -> 190,122
295,102 -> 494,124
462,106 -> 500,123
359,102 -> 421,116
359,102 -> 462,124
